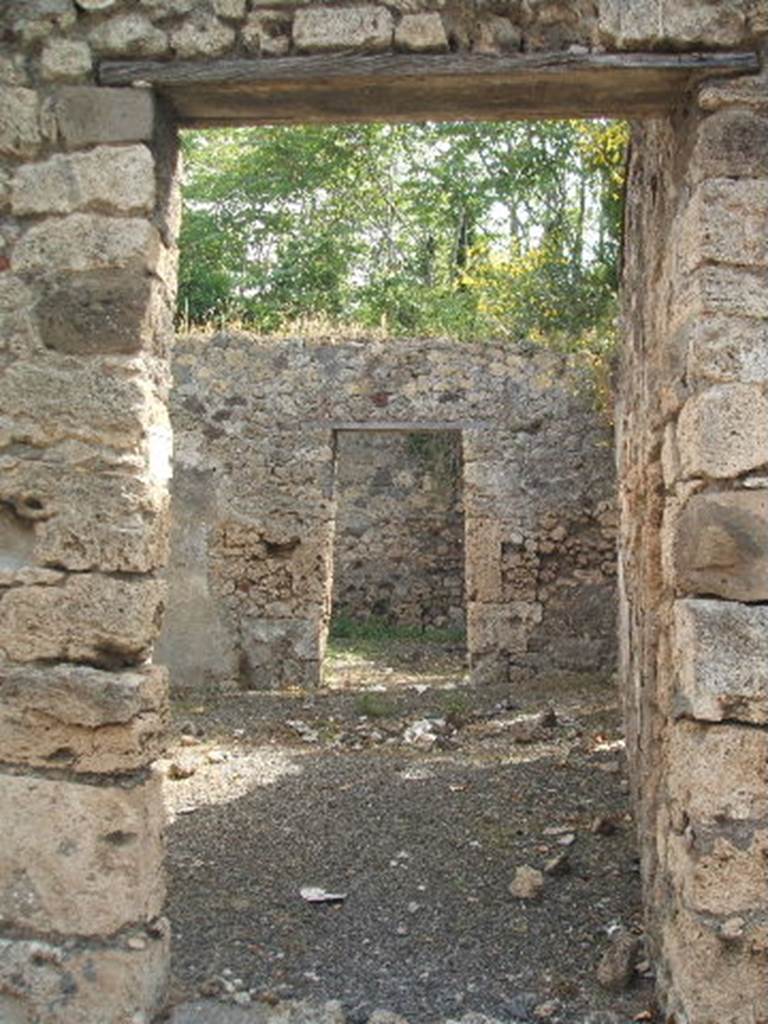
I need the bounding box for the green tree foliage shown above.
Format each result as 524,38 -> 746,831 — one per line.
178,120 -> 628,351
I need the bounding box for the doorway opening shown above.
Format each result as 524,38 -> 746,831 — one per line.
160,118 -> 643,1023
325,427 -> 467,691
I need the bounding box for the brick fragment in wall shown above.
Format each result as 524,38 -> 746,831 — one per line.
0,574 -> 165,666
0,926 -> 170,1024
293,6 -> 394,53
672,490 -> 768,602
55,86 -> 155,151
12,145 -> 155,217
0,665 -> 168,773
0,771 -> 165,936
676,384 -> 768,480
673,599 -> 768,724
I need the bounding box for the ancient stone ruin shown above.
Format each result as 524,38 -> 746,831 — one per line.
0,2 -> 767,1022
157,334 -> 617,692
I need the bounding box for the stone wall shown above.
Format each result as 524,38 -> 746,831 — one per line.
160,333 -> 617,692
331,430 -> 466,632
618,77 -> 768,1024
0,2 -> 765,1022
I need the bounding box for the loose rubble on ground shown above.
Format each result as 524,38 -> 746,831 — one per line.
160,641 -> 656,1024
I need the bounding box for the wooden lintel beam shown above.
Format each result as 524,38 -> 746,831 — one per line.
99,50 -> 759,125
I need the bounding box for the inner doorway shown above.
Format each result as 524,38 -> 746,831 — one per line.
326,427 -> 467,691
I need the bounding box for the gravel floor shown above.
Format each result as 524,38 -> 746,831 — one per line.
161,645 -> 656,1024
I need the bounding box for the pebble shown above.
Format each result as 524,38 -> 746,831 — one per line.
596,927 -> 641,991
508,865 -> 544,899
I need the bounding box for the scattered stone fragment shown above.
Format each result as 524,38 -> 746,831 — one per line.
168,757 -> 197,780
286,719 -> 320,743
368,1011 -> 411,1024
533,1000 -> 559,1019
543,851 -> 571,876
591,815 -> 619,836
557,833 -> 576,847
596,927 -> 641,992
509,865 -> 544,899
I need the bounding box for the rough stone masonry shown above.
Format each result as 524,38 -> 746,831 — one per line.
0,2 -> 766,1022
157,334 -> 616,692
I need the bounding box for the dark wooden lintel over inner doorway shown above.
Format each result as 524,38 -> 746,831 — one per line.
99,50 -> 759,125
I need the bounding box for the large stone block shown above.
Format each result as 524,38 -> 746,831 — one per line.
671,267 -> 768,327
0,665 -> 168,772
0,455 -> 169,574
672,490 -> 768,602
676,384 -> 768,479
680,316 -> 768,386
666,719 -> 768,825
693,109 -> 768,182
673,599 -> 768,724
0,923 -> 169,1024
0,357 -> 157,450
661,906 -> 768,1024
12,145 -> 155,216
0,574 -> 164,666
55,86 -> 154,151
680,179 -> 768,271
0,87 -> 40,157
665,830 -> 768,917
0,771 -> 165,935
13,213 -> 161,275
34,267 -> 168,356
293,6 -> 394,53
